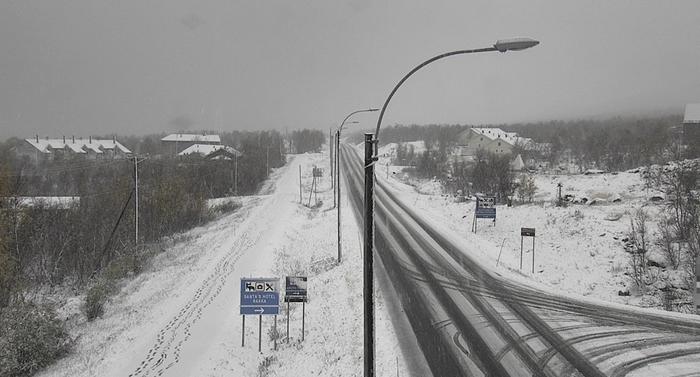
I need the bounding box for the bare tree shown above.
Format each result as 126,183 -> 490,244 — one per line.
628,208 -> 650,292
657,216 -> 681,270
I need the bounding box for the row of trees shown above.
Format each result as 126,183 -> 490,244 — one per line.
505,115 -> 682,171
352,115 -> 684,174
290,129 -> 325,154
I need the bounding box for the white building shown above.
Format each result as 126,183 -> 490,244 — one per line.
178,144 -> 241,159
15,136 -> 132,163
454,127 -> 532,162
161,133 -> 221,155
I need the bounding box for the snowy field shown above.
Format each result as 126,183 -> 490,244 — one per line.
373,145 -> 685,311
38,149 -> 406,377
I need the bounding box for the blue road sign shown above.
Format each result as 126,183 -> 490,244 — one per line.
475,207 -> 496,219
240,278 -> 279,315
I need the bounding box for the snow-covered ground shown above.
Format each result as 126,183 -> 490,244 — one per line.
375,147 -> 688,311
38,149 -> 406,377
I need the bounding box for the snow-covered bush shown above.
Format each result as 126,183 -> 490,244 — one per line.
257,355 -> 277,377
83,281 -> 112,321
0,302 -> 72,377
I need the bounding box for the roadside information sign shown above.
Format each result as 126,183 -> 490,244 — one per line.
475,196 -> 496,219
240,278 -> 279,315
285,276 -> 308,302
521,227 -> 536,237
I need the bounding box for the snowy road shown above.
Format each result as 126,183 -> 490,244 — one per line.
339,144 -> 700,377
123,159 -> 298,377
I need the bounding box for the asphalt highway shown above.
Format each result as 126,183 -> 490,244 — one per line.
339,144 -> 700,377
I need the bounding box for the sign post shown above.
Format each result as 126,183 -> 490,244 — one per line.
240,278 -> 280,352
284,276 -> 308,342
695,254 -> 700,314
473,196 -> 496,233
520,228 -> 536,273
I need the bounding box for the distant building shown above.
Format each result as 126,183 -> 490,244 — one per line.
15,136 -> 132,163
161,133 -> 221,155
178,144 -> 241,160
454,127 -> 532,162
683,104 -> 700,158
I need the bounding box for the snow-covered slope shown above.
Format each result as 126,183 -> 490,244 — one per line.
38,150 -> 405,377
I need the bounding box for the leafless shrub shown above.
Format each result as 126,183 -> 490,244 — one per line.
628,208 -> 650,292
516,174 -> 537,203
657,216 -> 682,270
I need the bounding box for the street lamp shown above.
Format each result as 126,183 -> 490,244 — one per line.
334,109 -> 378,267
334,120 -> 360,265
333,121 -> 358,208
334,120 -> 358,204
334,109 -> 379,209
363,37 -> 539,377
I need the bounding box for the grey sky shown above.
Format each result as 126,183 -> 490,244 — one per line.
1,0 -> 699,139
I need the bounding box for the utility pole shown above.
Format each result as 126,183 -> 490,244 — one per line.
234,153 -> 238,195
133,156 -> 144,245
337,130 -> 342,263
330,128 -> 334,187
333,132 -> 337,208
363,133 -> 376,377
266,146 -> 270,177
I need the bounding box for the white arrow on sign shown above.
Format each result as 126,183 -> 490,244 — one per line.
255,308 -> 265,314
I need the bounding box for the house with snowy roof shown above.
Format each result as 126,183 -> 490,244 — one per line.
453,127 -> 532,162
178,144 -> 241,160
683,104 -> 700,157
15,135 -> 132,163
161,133 -> 221,155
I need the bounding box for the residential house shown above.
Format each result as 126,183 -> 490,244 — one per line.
683,104 -> 700,157
178,144 -> 241,160
453,127 -> 532,162
161,133 -> 221,155
15,136 -> 132,163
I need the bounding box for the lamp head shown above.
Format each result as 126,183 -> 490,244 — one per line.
493,37 -> 539,52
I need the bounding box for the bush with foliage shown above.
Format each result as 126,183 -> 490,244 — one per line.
0,302 -> 72,377
83,281 -> 112,321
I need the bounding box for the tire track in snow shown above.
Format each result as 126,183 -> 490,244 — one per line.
127,230 -> 258,377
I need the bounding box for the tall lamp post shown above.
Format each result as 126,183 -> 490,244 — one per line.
333,121 -> 358,208
335,109 -> 378,266
363,37 -> 539,377
334,109 -> 379,210
334,120 -> 361,264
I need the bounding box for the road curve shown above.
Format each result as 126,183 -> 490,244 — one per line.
339,143 -> 700,377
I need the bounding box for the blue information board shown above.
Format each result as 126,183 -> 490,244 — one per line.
475,197 -> 496,219
475,207 -> 496,219
240,278 -> 279,315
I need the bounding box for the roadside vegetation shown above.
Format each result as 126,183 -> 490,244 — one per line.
0,129 -> 331,376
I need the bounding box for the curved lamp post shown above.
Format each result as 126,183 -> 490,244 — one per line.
334,120 -> 358,264
363,37 -> 539,377
335,110 -> 378,267
334,109 -> 380,208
